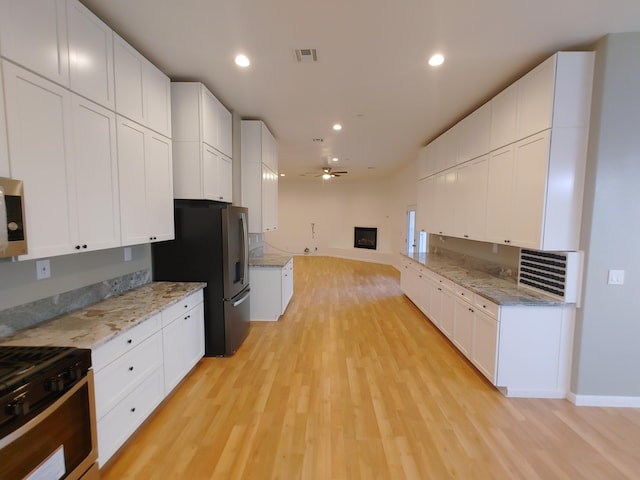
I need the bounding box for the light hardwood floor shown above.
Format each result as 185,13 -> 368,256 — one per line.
102,256 -> 640,479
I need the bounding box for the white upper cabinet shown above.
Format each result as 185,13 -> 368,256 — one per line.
171,82 -> 233,202
70,95 -> 120,252
0,0 -> 69,87
201,88 -> 232,157
241,120 -> 278,233
117,116 -> 174,246
453,155 -> 488,241
489,83 -> 517,151
66,0 -> 115,109
113,33 -> 171,137
456,103 -> 491,164
417,144 -> 432,180
2,61 -> 75,259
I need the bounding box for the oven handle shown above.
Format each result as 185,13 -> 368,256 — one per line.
232,288 -> 251,307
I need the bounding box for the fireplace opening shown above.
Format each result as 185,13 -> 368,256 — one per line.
354,227 -> 377,250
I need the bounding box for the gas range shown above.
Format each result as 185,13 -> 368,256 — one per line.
0,345 -> 92,438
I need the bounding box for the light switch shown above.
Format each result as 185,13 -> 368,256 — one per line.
607,269 -> 625,285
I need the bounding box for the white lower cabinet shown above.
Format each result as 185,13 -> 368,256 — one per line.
400,256 -> 573,398
92,288 -> 205,466
162,290 -> 205,395
250,259 -> 294,321
97,367 -> 165,465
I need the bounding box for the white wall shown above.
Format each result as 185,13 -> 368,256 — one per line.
0,245 -> 151,310
266,161 -> 417,267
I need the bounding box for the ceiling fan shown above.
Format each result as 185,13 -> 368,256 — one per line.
317,167 -> 348,179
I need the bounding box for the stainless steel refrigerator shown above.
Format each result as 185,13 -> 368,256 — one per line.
151,200 -> 250,356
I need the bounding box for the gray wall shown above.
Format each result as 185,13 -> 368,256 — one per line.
572,33 -> 640,396
0,245 -> 151,311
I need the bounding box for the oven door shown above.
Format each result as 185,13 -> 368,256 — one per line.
0,371 -> 98,480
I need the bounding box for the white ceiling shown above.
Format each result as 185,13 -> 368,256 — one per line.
81,0 -> 640,181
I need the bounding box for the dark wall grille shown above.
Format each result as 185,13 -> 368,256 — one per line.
518,249 -> 569,299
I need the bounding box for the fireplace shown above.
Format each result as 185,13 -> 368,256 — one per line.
354,227 -> 377,250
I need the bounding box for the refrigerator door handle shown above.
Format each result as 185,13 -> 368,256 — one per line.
232,288 -> 251,307
240,211 -> 249,286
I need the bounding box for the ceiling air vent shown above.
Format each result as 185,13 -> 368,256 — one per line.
518,249 -> 583,304
295,48 -> 318,63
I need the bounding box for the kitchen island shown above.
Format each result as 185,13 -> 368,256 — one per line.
249,253 -> 294,321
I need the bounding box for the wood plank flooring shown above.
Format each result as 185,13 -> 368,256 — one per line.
102,256 -> 640,479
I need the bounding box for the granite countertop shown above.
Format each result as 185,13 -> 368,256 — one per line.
249,253 -> 293,267
0,281 -> 206,350
403,252 -> 565,306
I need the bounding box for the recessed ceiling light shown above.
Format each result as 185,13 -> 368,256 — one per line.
332,157 -> 339,162
428,53 -> 445,67
235,54 -> 250,67
332,124 -> 342,131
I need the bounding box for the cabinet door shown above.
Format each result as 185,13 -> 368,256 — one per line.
281,260 -> 294,312
184,302 -> 205,371
454,156 -> 488,240
511,132 -> 549,249
473,309 -> 499,383
201,88 -> 219,149
117,117 -> 148,246
67,0 -> 115,109
432,169 -> 456,235
490,83 -> 517,151
262,164 -> 278,231
3,61 -> 76,259
217,102 -> 233,157
516,56 -> 555,139
114,34 -> 145,124
485,145 -> 515,245
0,0 -> 69,87
162,315 -> 186,394
71,95 -> 120,251
440,288 -> 455,339
144,62 -> 171,137
453,298 -> 474,358
202,144 -> 220,201
218,155 -> 233,203
146,132 -> 174,242
415,177 -> 431,234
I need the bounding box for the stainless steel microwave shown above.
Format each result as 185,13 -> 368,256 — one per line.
0,176 -> 28,258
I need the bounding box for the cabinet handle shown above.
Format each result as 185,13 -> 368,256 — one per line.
82,244 -> 87,249
468,308 -> 474,313
129,366 -> 134,371
127,339 -> 132,344
464,235 -> 469,238
75,245 -> 81,250
131,407 -> 136,413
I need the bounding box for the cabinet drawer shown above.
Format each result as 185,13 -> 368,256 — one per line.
92,313 -> 161,372
432,273 -> 453,291
161,289 -> 204,327
96,366 -> 165,466
474,295 -> 499,318
94,330 -> 163,420
455,285 -> 475,304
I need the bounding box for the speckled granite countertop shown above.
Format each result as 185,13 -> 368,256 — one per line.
403,252 -> 565,306
249,253 -> 293,267
0,282 -> 206,349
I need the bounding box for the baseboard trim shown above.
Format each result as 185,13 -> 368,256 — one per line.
568,392 -> 640,407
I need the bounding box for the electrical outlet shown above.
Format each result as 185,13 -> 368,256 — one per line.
36,259 -> 51,280
607,269 -> 625,285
